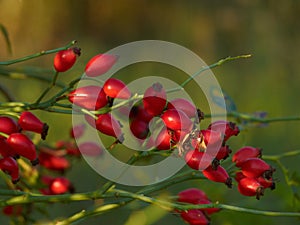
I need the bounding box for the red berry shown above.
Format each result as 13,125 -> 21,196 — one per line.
238,177 -> 264,199
7,133 -> 38,165
155,127 -> 175,150
241,158 -> 274,179
39,151 -> 70,172
0,116 -> 18,137
234,171 -> 246,182
200,129 -> 223,147
256,176 -> 276,190
180,209 -> 210,225
215,145 -> 232,160
68,85 -> 108,110
167,98 -> 197,118
41,175 -> 55,185
0,157 -> 19,183
2,205 -> 22,216
130,119 -> 149,139
103,78 -> 131,99
208,120 -> 239,142
202,165 -> 232,188
85,54 -> 118,77
129,104 -> 154,123
178,188 -> 209,204
96,113 -> 123,141
18,111 -> 49,140
161,109 -> 193,131
184,150 -> 214,171
143,83 -> 167,116
50,177 -> 73,194
78,142 -> 104,156
232,146 -> 262,167
0,138 -> 15,158
54,47 -> 81,72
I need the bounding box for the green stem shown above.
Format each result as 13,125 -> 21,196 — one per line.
34,71 -> 59,104
0,67 -> 65,88
263,150 -> 300,160
0,40 -> 77,65
167,54 -> 251,93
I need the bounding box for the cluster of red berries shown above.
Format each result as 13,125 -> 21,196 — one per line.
177,188 -> 219,225
233,146 -> 275,199
184,120 -> 240,188
0,112 -> 48,183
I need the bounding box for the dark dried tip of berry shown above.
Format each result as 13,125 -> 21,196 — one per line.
107,96 -> 115,107
12,177 -> 20,184
263,167 -> 275,180
117,134 -> 125,143
256,186 -> 264,200
72,47 -> 81,56
13,155 -> 20,160
212,158 -> 220,170
152,82 -> 163,92
225,177 -> 233,188
197,108 -> 205,121
41,123 -> 49,140
31,158 -> 39,166
258,148 -> 263,158
270,182 -> 276,190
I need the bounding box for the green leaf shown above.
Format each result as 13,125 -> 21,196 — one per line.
0,24 -> 12,54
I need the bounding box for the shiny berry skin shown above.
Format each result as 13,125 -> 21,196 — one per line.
202,165 -> 232,188
7,133 -> 38,165
178,188 -> 209,204
39,151 -> 70,172
208,120 -> 239,142
167,98 -> 197,118
0,157 -> 20,183
143,83 -> 167,116
0,116 -> 18,137
161,109 -> 193,131
180,209 -> 210,225
78,142 -> 104,156
200,129 -> 223,147
68,85 -> 108,110
85,54 -> 118,77
184,150 -> 214,171
240,158 -> 274,179
96,113 -> 123,141
238,177 -> 264,200
232,146 -> 262,167
130,119 -> 149,139
54,47 -> 81,72
215,145 -> 232,160
18,111 -> 49,140
50,177 -> 73,195
103,78 -> 131,99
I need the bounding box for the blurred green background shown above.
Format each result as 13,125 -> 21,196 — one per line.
0,0 -> 300,224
